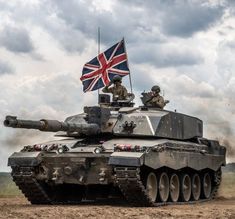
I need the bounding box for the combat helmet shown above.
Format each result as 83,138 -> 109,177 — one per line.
112,75 -> 122,83
151,85 -> 161,93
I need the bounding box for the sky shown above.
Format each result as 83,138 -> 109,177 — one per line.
0,0 -> 234,171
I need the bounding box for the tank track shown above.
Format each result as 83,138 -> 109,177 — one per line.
114,167 -> 222,207
12,167 -> 84,204
11,166 -> 221,206
212,167 -> 222,199
11,167 -> 52,204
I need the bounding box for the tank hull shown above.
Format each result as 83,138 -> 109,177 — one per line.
8,138 -> 226,206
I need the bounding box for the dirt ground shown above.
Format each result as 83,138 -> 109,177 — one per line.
0,196 -> 234,219
1,172 -> 235,219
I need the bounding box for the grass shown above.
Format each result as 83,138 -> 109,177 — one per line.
0,171 -> 234,198
218,172 -> 235,198
0,173 -> 22,197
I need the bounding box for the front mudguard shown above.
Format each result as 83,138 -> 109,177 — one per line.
108,152 -> 144,167
8,152 -> 43,167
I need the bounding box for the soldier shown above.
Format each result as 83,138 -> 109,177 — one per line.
102,75 -> 128,101
147,85 -> 165,109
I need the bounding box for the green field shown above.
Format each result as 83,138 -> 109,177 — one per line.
0,173 -> 22,197
0,171 -> 234,198
218,172 -> 235,198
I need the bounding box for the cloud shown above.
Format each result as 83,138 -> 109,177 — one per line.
0,26 -> 34,53
42,15 -> 88,53
168,75 -> 215,99
225,76 -> 235,103
130,43 -> 204,68
0,60 -> 14,75
50,0 -> 166,47
159,1 -> 225,37
0,72 -> 85,117
120,0 -> 226,38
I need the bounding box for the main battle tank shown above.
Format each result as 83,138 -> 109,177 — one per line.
4,93 -> 226,206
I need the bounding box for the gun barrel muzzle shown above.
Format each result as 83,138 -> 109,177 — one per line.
4,116 -> 18,127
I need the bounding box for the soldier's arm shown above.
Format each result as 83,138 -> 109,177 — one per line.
157,96 -> 165,109
102,84 -> 113,93
151,96 -> 164,108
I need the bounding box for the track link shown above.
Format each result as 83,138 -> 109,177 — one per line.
211,167 -> 222,199
12,167 -> 52,204
114,167 -> 222,207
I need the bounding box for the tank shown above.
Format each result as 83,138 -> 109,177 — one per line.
4,93 -> 226,206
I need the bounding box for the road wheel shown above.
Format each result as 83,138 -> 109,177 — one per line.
180,174 -> 191,202
191,173 -> 201,201
169,173 -> 180,202
158,172 -> 169,202
202,172 -> 211,199
146,172 -> 158,202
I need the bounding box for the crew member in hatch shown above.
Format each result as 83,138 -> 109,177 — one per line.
146,85 -> 165,109
102,75 -> 128,101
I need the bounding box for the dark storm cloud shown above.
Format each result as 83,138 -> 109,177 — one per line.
0,60 -> 14,75
129,44 -> 203,68
0,0 -> 227,55
0,26 -> 34,53
0,1 -> 84,54
119,0 -> 225,37
48,1 -> 205,66
50,0 -> 165,47
158,2 -> 225,37
51,0 -> 120,42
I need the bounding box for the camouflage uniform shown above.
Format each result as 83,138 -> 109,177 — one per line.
148,94 -> 165,109
102,85 -> 128,101
146,85 -> 165,109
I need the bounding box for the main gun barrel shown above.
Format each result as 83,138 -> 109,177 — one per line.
4,115 -> 100,135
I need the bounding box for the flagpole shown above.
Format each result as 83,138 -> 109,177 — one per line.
128,69 -> 133,94
98,27 -> 100,99
123,37 -> 133,94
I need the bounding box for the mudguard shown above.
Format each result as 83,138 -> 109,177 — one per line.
144,149 -> 226,171
109,152 -> 144,166
8,152 -> 43,167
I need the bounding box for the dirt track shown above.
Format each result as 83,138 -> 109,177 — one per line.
0,197 -> 234,219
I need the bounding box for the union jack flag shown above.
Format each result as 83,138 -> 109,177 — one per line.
80,39 -> 130,92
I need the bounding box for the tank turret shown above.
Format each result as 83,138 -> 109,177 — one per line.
4,104 -> 203,141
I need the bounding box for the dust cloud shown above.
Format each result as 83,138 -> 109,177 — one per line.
1,129 -> 53,149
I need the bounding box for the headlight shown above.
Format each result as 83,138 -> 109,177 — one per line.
94,147 -> 102,154
57,147 -> 64,154
94,146 -> 105,154
57,145 -> 69,154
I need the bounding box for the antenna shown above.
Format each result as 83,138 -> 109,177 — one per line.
97,27 -> 101,99
98,27 -> 100,57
